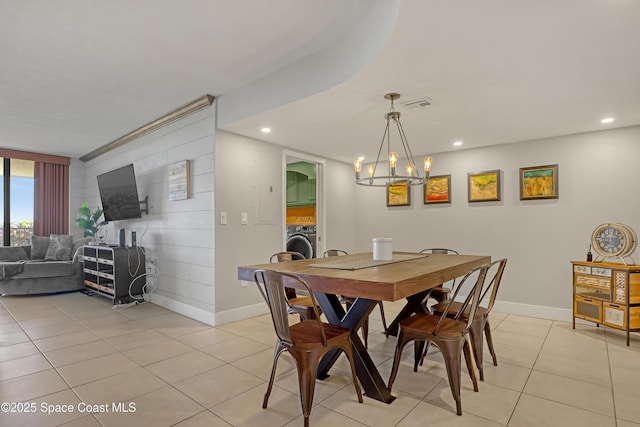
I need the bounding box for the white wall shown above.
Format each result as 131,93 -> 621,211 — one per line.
353,125 -> 640,321
69,158 -> 86,237
76,106 -> 217,324
214,130 -> 357,324
72,118 -> 640,326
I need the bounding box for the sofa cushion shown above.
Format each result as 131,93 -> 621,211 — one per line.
45,235 -> 74,261
0,246 -> 29,262
30,235 -> 50,259
2,260 -> 78,279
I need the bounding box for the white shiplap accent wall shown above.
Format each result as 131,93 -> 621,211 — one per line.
76,106 -> 216,325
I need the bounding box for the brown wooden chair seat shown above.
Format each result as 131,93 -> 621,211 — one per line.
387,263 -> 490,416
270,251 -> 321,320
254,269 -> 362,427
324,249 -> 388,348
431,258 -> 507,381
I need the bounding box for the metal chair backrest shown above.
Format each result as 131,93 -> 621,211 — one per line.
433,264 -> 489,335
480,258 -> 507,313
420,248 -> 460,291
323,249 -> 349,257
254,270 -> 326,346
419,248 -> 460,255
270,251 -> 306,263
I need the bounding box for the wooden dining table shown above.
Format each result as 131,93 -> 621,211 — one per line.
237,251 -> 490,403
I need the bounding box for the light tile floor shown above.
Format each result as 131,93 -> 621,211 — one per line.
0,291 -> 639,426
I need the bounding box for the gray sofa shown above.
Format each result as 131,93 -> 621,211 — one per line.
0,236 -> 90,295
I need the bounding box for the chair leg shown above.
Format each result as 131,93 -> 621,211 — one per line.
340,343 -> 363,403
362,318 -> 369,349
484,319 -> 498,366
388,329 -> 409,392
263,344 -> 287,408
462,335 -> 479,392
294,351 -> 320,427
439,339 -> 465,416
418,341 -> 431,366
413,340 -> 426,372
469,319 -> 485,381
378,301 -> 388,332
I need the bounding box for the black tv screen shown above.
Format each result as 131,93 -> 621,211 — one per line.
97,164 -> 142,221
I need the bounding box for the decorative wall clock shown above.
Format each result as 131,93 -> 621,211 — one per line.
591,223 -> 637,264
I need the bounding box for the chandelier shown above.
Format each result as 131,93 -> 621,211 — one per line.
354,93 -> 432,187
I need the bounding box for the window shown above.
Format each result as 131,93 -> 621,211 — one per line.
0,158 -> 35,246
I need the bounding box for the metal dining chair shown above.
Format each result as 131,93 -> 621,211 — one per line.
387,263 -> 489,416
419,248 -> 460,303
269,251 -> 320,320
254,270 -> 362,427
323,249 -> 388,348
431,258 -> 507,380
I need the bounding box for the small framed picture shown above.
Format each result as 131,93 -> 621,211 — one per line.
520,164 -> 558,200
424,175 -> 451,204
387,180 -> 411,207
168,159 -> 190,201
468,170 -> 501,202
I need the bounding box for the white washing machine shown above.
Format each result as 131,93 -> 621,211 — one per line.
286,225 -> 317,259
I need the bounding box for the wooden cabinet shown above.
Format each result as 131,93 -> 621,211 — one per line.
572,261 -> 640,345
83,245 -> 146,304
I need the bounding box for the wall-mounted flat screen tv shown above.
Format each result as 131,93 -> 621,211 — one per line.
97,164 -> 142,221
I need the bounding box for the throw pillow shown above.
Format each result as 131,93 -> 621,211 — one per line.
0,246 -> 29,261
71,237 -> 93,263
44,234 -> 74,261
30,235 -> 51,259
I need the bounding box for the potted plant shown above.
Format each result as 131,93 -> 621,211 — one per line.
76,202 -> 104,237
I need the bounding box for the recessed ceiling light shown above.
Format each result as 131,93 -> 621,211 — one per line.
261,127 -> 271,133
600,117 -> 614,124
453,141 -> 463,146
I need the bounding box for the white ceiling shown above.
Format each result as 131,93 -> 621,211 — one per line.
2,1 -> 640,164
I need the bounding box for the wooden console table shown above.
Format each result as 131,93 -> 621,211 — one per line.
572,260 -> 640,345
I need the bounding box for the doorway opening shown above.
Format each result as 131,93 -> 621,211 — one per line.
283,151 -> 325,259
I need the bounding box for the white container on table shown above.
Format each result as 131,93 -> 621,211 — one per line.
372,238 -> 393,260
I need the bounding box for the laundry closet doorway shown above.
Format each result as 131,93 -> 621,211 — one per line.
283,151 -> 325,259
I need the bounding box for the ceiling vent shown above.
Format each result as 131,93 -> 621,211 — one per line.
400,97 -> 433,110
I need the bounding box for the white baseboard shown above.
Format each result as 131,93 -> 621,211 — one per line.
149,293 -> 216,326
148,294 -> 577,328
492,300 -> 573,322
214,301 -> 270,326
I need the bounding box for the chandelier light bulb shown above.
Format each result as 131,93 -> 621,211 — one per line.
406,163 -> 414,176
353,158 -> 362,179
424,157 -> 432,172
367,164 -> 375,177
389,152 -> 398,176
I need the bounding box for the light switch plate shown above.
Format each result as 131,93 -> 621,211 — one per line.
241,212 -> 248,225
220,212 -> 227,225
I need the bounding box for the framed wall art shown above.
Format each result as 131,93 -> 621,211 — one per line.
168,159 -> 190,201
468,170 -> 501,202
424,174 -> 451,204
387,180 -> 411,207
520,164 -> 558,200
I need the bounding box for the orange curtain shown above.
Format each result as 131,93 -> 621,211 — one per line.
33,162 -> 69,236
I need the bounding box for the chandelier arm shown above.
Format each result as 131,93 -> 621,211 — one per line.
371,120 -> 390,182
396,119 -> 422,179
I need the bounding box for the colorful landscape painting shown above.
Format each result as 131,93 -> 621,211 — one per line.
424,175 -> 451,204
520,165 -> 558,199
387,180 -> 410,206
468,170 -> 501,202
